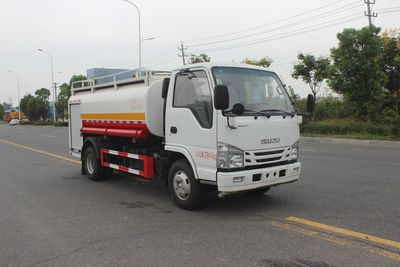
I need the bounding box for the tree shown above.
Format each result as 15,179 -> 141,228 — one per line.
292,53 -> 330,101
20,94 -> 35,116
0,103 -> 4,120
381,29 -> 400,115
328,26 -> 387,120
287,85 -> 306,113
35,88 -> 50,120
287,86 -> 301,106
242,56 -> 273,68
69,74 -> 87,89
56,83 -> 70,121
2,102 -> 12,110
27,97 -> 40,121
35,88 -> 50,103
383,106 -> 398,138
188,53 -> 211,64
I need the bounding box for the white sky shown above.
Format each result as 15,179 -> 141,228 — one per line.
0,0 -> 398,105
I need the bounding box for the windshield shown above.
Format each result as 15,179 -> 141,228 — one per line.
212,67 -> 294,114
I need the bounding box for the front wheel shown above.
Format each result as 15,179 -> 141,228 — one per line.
168,159 -> 203,210
83,146 -> 112,181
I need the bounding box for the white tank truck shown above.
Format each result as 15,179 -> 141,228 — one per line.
69,63 -> 315,209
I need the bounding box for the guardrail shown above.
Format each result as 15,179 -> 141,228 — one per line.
71,69 -> 171,95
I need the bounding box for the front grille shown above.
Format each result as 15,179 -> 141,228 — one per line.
245,146 -> 291,166
254,150 -> 284,156
256,156 -> 282,163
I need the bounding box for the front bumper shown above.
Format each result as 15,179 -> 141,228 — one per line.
217,162 -> 301,192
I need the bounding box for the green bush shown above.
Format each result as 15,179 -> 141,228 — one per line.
301,119 -> 400,140
33,121 -> 54,126
54,121 -> 69,127
19,121 -> 33,125
314,96 -> 355,120
18,120 -> 68,127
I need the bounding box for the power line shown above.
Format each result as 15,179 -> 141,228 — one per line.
190,14 -> 364,54
108,45 -> 177,69
188,1 -> 363,48
184,0 -> 348,43
112,49 -> 178,70
142,46 -> 177,61
374,6 -> 400,11
190,14 -> 363,53
148,55 -> 180,69
106,1 -> 399,71
378,9 -> 400,14
142,50 -> 178,66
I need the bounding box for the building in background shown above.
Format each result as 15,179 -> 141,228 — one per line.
3,108 -> 27,122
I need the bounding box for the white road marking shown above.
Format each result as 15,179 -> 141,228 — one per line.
302,148 -> 316,152
40,134 -> 56,138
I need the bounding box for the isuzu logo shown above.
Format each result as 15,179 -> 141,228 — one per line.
261,138 -> 280,144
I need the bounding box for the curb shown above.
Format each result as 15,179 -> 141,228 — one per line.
301,136 -> 400,146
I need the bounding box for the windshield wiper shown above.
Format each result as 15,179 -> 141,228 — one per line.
243,109 -> 273,118
260,109 -> 296,118
224,103 -> 295,118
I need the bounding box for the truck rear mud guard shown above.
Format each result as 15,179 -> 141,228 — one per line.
100,148 -> 154,179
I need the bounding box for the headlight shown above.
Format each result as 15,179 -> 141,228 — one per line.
290,141 -> 299,161
218,142 -> 244,169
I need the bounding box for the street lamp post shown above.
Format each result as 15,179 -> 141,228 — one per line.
8,70 -> 21,121
38,48 -> 55,123
53,71 -> 63,100
122,0 -> 142,70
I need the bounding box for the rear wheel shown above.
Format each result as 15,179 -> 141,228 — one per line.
83,146 -> 112,181
168,159 -> 203,210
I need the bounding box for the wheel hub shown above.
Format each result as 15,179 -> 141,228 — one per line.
173,171 -> 191,201
86,153 -> 95,174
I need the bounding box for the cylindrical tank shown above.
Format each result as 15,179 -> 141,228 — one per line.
70,79 -> 165,138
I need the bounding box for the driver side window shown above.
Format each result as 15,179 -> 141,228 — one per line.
173,71 -> 213,129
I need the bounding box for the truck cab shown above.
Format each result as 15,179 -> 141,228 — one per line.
164,64 -> 302,205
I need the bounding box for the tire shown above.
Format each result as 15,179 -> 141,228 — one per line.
248,186 -> 271,196
83,146 -> 112,181
168,159 -> 203,210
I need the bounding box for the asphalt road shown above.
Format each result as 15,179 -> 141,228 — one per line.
0,124 -> 399,266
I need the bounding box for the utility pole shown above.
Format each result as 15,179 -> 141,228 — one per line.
122,0 -> 142,70
8,70 -> 21,121
364,0 -> 377,28
54,82 -> 58,121
178,42 -> 188,65
38,49 -> 56,123
54,82 -> 58,100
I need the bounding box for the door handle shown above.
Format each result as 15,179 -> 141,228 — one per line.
170,127 -> 177,134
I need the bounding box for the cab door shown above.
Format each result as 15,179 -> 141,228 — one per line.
165,69 -> 217,182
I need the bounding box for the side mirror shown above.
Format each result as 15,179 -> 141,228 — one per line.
307,94 -> 315,113
214,84 -> 229,110
161,78 -> 170,99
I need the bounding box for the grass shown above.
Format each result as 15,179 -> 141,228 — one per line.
301,133 -> 400,141
301,118 -> 400,141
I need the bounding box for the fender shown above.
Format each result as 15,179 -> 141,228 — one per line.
165,144 -> 199,180
81,137 -> 101,160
